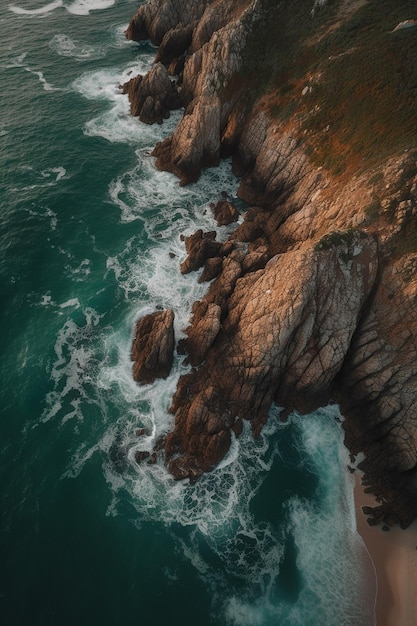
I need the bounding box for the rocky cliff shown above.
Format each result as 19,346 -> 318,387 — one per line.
126,0 -> 417,527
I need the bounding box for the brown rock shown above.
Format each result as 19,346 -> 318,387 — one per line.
155,22 -> 194,66
122,63 -> 181,124
125,0 -> 210,45
198,256 -> 223,283
135,450 -> 151,463
181,301 -> 221,366
210,199 -> 239,226
131,309 -> 175,384
232,417 -> 243,437
152,94 -> 221,184
161,234 -> 378,480
180,229 -> 222,274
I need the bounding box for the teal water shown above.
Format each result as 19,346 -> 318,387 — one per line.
0,2 -> 374,625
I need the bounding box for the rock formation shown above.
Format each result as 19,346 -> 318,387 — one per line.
126,0 -> 417,526
121,62 -> 181,124
131,309 -> 175,384
210,197 -> 239,226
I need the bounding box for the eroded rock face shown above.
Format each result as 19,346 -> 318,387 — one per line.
122,63 -> 181,124
131,309 -> 175,384
165,232 -> 378,480
210,198 -> 239,226
126,0 -> 417,526
125,0 -> 212,45
340,255 -> 417,527
153,93 -> 222,184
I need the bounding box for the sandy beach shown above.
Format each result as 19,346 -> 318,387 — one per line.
354,473 -> 417,626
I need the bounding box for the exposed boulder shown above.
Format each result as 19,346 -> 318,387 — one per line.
198,256 -> 223,283
131,309 -> 175,384
180,229 -> 222,274
122,63 -> 181,124
153,94 -> 221,184
210,198 -> 239,226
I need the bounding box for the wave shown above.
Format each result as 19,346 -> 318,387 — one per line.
98,404 -> 374,626
9,0 -> 63,15
37,14 -> 374,625
49,34 -> 106,61
9,0 -> 116,16
65,0 -> 116,15
10,166 -> 68,194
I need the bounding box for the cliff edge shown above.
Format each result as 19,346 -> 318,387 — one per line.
126,0 -> 417,527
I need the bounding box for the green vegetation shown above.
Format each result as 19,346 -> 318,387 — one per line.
231,0 -> 417,176
303,0 -> 417,173
315,228 -> 364,251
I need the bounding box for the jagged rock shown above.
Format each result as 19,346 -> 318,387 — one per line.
162,234 -> 378,480
210,199 -> 239,226
122,63 -> 181,124
126,0 -> 417,526
180,301 -> 221,366
232,417 -> 243,437
155,22 -> 194,66
166,384 -> 234,479
147,0 -> 253,182
153,94 -> 221,184
135,450 -> 151,463
180,229 -> 222,273
125,0 -> 211,45
198,256 -> 223,283
131,309 -> 175,384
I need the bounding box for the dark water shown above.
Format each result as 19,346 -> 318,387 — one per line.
0,2 -> 374,624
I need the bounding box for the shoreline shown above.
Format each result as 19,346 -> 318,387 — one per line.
354,472 -> 417,626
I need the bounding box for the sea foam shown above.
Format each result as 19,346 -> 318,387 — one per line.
49,34 -> 106,61
9,0 -> 63,15
9,0 -> 116,16
66,0 -> 115,15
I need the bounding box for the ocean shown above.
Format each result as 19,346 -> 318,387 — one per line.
0,1 -> 374,624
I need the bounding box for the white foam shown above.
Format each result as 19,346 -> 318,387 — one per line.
26,206 -> 58,231
40,293 -> 55,307
9,0 -> 116,16
68,258 -> 91,281
3,51 -> 60,90
9,0 -> 63,15
49,34 -> 106,61
59,298 -> 81,309
65,0 -> 115,15
42,307 -> 104,424
72,60 -> 162,145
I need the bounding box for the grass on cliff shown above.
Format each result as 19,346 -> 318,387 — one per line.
302,0 -> 417,174
236,0 -> 417,176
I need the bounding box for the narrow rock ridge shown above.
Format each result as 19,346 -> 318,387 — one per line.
126,0 -> 417,526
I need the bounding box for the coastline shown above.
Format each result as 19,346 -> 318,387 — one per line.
354,472 -> 417,626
